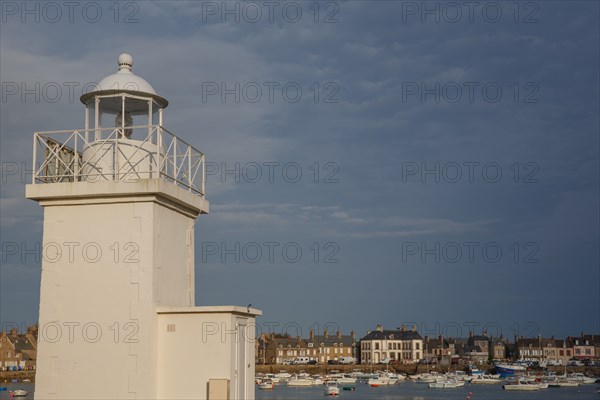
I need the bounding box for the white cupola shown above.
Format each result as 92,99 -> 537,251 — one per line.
80,53 -> 167,138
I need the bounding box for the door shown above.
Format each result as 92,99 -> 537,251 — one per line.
236,319 -> 247,399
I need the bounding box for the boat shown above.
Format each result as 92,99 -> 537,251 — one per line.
494,362 -> 527,377
0,387 -> 7,391
367,372 -> 398,386
276,370 -> 292,379
415,372 -> 443,383
264,373 -> 280,384
470,374 -> 502,384
286,376 -> 314,387
10,390 -> 29,397
258,379 -> 275,390
324,381 -> 340,396
337,374 -> 357,386
548,379 -> 579,388
311,377 -> 324,385
567,373 -> 598,384
469,365 -> 484,376
503,379 -> 545,391
429,379 -> 465,389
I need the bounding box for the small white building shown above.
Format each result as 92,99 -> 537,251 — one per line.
27,54 -> 260,400
360,325 -> 423,364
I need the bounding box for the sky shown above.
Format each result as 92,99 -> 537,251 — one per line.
0,1 -> 598,341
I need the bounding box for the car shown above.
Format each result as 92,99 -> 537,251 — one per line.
308,360 -> 318,365
567,359 -> 584,366
327,360 -> 339,365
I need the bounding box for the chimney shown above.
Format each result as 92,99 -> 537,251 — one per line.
412,325 -> 417,332
376,324 -> 384,332
351,330 -> 355,341
310,329 -> 315,341
337,330 -> 342,339
270,332 -> 275,341
324,329 -> 329,338
10,328 -> 18,338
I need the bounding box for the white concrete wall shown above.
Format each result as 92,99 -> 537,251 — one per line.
32,187 -> 198,399
156,309 -> 258,400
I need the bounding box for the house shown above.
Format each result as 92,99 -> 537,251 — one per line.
305,329 -> 357,364
257,333 -> 309,364
424,336 -> 457,364
360,325 -> 423,364
489,336 -> 507,360
569,334 -> 599,360
0,325 -> 37,371
463,332 -> 490,364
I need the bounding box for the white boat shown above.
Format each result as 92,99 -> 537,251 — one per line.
470,374 -> 502,384
286,377 -> 314,387
568,373 -> 597,384
264,373 -> 281,384
367,372 -> 398,386
258,379 -> 275,390
324,381 -> 340,396
337,374 -> 357,385
276,370 -> 292,379
429,379 -> 465,389
416,372 -> 443,383
10,390 -> 28,397
549,379 -> 579,388
446,370 -> 471,382
503,379 -> 545,391
311,377 -> 324,385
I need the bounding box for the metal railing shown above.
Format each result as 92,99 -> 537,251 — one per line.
32,125 -> 205,196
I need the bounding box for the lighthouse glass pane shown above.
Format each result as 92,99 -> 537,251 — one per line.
86,103 -> 95,132
151,101 -> 160,125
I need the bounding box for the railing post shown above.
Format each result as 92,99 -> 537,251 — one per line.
32,134 -> 37,184
73,131 -> 78,181
201,154 -> 205,195
156,125 -> 161,179
188,147 -> 192,191
173,135 -> 177,182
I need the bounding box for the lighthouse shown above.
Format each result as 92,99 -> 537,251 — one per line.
26,54 -> 261,400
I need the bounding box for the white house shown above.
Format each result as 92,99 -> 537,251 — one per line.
27,54 -> 260,400
360,325 -> 423,364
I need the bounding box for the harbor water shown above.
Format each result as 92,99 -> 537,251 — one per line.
255,381 -> 600,400
0,381 -> 598,399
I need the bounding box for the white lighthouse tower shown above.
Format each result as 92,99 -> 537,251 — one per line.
26,54 -> 260,400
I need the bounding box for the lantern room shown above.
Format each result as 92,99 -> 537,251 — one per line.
79,53 -> 167,137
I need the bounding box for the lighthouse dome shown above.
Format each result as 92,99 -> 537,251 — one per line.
80,53 -> 168,108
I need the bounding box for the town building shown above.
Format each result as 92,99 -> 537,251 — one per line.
569,334 -> 599,360
0,325 -> 38,371
360,325 -> 423,364
423,336 -> 457,364
257,334 -> 309,365
305,329 -> 357,364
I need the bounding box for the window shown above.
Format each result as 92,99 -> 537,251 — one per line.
375,343 -> 380,350
416,342 -> 420,350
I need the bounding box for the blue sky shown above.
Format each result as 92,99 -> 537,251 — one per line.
1,1 -> 598,340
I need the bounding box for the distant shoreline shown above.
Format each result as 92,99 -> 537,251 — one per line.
0,370 -> 35,383
256,363 -> 596,376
